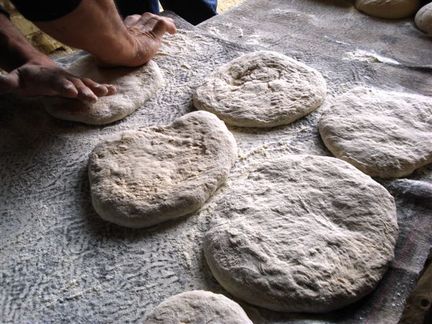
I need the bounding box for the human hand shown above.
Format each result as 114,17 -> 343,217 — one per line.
0,59 -> 116,102
102,13 -> 176,67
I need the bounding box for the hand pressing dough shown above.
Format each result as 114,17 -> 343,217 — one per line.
44,55 -> 164,125
355,0 -> 420,19
88,111 -> 237,228
144,291 -> 253,324
319,87 -> 432,178
415,3 -> 432,34
204,155 -> 398,313
193,51 -> 327,128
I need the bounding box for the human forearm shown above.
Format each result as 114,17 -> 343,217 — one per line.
0,13 -> 51,72
35,0 -> 176,67
35,0 -> 137,66
0,12 -> 115,101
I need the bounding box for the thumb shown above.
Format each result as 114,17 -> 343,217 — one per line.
0,72 -> 19,95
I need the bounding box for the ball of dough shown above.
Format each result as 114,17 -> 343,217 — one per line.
415,3 -> 432,34
204,155 -> 398,313
193,51 -> 327,128
88,111 -> 237,228
144,291 -> 253,324
355,0 -> 420,19
319,87 -> 432,178
44,56 -> 164,125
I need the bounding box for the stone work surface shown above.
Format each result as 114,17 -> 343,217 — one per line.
1,2 -> 432,323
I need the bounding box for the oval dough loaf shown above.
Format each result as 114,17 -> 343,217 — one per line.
144,291 -> 253,324
44,56 -> 164,125
319,87 -> 432,178
89,111 -> 237,228
415,3 -> 432,34
204,155 -> 398,313
355,0 -> 420,19
193,51 -> 327,128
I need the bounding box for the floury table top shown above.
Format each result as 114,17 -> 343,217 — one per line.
1,3 -> 432,323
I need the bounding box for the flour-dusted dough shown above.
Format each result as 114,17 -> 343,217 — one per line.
44,55 -> 164,125
415,3 -> 432,34
319,87 -> 432,178
89,111 -> 237,228
144,291 -> 253,324
204,155 -> 398,313
355,0 -> 420,19
193,51 -> 327,128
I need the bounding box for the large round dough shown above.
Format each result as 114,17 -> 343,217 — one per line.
88,111 -> 237,228
355,0 -> 420,19
144,291 -> 253,324
193,51 -> 327,128
415,3 -> 432,34
319,87 -> 432,178
204,155 -> 398,313
44,55 -> 164,125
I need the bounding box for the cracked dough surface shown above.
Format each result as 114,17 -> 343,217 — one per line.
204,155 -> 398,313
355,0 -> 420,19
319,87 -> 432,178
44,56 -> 164,125
144,290 -> 253,324
88,111 -> 237,228
193,51 -> 327,128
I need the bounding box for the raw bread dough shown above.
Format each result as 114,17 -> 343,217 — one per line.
193,51 -> 327,128
204,155 -> 398,313
44,55 -> 164,125
144,291 -> 253,324
355,0 -> 420,19
319,87 -> 432,178
88,111 -> 237,228
415,3 -> 432,34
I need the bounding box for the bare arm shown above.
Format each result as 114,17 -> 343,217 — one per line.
0,0 -> 175,101
0,10 -> 47,72
0,13 -> 115,101
35,0 -> 176,67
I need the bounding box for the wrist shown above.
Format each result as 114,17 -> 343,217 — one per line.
25,54 -> 56,67
5,40 -> 55,71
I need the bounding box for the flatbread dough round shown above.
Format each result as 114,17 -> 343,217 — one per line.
204,155 -> 398,313
415,3 -> 432,34
193,51 -> 327,128
89,111 -> 237,228
44,56 -> 164,125
319,87 -> 432,178
355,0 -> 420,19
144,291 -> 253,324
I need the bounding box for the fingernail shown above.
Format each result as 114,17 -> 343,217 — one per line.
85,91 -> 98,101
64,83 -> 75,90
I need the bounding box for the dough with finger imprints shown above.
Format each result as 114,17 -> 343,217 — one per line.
204,155 -> 398,313
44,55 -> 164,125
355,0 -> 420,19
88,111 -> 237,228
415,3 -> 432,34
193,51 -> 327,128
319,87 -> 432,178
144,291 -> 253,324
